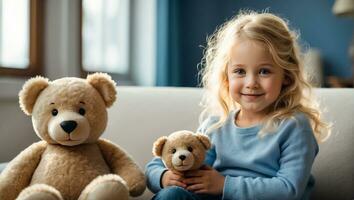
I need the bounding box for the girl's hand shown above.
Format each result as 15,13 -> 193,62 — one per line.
183,165 -> 225,195
161,170 -> 187,188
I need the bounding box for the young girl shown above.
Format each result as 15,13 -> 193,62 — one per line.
145,11 -> 330,200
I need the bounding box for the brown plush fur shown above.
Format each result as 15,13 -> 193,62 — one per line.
153,130 -> 211,173
0,141 -> 47,200
86,73 -> 117,107
17,184 -> 63,200
19,76 -> 49,115
0,73 -> 145,200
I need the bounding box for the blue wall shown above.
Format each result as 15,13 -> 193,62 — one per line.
157,0 -> 354,87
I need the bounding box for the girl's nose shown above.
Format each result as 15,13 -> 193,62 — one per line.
245,75 -> 259,89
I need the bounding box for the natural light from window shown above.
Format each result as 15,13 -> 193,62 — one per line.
0,0 -> 29,69
82,0 -> 130,74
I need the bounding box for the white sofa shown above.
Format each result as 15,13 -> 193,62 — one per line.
0,87 -> 353,200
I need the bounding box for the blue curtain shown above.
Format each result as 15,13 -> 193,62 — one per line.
155,0 -> 228,87
156,0 -> 182,86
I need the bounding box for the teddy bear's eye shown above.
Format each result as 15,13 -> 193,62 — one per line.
171,148 -> 176,154
51,109 -> 58,116
187,146 -> 193,152
78,108 -> 86,116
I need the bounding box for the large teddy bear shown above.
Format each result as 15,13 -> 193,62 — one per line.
153,130 -> 211,173
0,73 -> 146,200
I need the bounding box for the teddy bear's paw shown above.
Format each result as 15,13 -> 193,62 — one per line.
79,174 -> 129,200
16,184 -> 63,200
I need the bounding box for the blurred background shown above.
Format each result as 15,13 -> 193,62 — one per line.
0,0 -> 353,99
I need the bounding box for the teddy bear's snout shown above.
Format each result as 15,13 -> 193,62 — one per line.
179,155 -> 186,161
60,120 -> 77,134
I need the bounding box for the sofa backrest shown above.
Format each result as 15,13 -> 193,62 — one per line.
309,89 -> 354,200
104,87 -> 354,200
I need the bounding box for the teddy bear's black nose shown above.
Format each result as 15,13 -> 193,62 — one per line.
60,120 -> 77,134
179,155 -> 186,161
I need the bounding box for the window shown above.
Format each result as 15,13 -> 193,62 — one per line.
81,0 -> 130,76
0,0 -> 43,77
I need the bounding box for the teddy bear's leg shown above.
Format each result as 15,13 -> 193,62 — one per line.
78,174 -> 129,200
16,184 -> 63,200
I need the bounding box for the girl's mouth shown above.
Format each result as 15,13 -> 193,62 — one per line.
241,93 -> 264,96
241,93 -> 265,101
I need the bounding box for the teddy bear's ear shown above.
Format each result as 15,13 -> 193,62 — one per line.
87,73 -> 117,108
19,76 -> 49,115
152,136 -> 168,157
195,133 -> 211,150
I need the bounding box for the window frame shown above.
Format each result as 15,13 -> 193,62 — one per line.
0,0 -> 44,77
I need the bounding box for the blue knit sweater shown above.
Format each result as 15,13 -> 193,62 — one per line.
145,110 -> 318,200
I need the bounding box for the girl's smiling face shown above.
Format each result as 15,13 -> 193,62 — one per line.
227,39 -> 287,116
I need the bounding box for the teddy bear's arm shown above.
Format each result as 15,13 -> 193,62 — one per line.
97,139 -> 146,197
0,141 -> 47,200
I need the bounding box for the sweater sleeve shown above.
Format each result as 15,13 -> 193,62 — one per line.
204,143 -> 216,166
145,157 -> 168,193
222,120 -> 318,200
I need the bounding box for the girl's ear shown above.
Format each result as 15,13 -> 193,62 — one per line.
196,133 -> 211,150
87,73 -> 117,108
19,76 -> 49,115
153,136 -> 168,157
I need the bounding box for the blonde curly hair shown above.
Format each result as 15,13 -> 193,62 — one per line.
199,10 -> 331,142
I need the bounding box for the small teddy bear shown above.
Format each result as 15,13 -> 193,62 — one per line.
0,73 -> 146,200
152,130 -> 211,173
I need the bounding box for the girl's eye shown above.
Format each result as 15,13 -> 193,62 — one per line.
187,146 -> 193,152
52,109 -> 58,116
259,68 -> 271,75
171,148 -> 176,154
78,108 -> 86,116
233,68 -> 245,75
